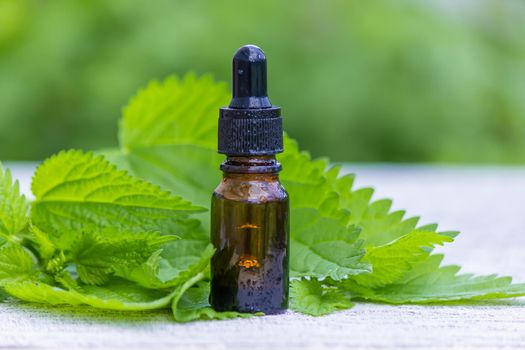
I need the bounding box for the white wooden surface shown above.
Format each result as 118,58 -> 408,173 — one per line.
2,163 -> 525,350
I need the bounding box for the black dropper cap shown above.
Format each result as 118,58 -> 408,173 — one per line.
218,45 -> 283,156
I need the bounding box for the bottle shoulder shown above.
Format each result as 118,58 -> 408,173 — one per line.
213,176 -> 288,202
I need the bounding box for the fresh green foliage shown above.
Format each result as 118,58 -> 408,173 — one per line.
0,243 -> 38,285
122,243 -> 215,290
0,148 -> 218,315
290,278 -> 353,316
350,231 -> 454,288
0,164 -> 29,242
290,208 -> 370,280
5,242 -> 216,312
28,226 -> 56,261
117,74 -> 225,207
1,73 -> 525,322
4,278 -> 178,311
32,150 -> 204,249
342,255 -> 525,303
121,75 -> 224,152
172,279 -> 256,322
69,231 -> 178,285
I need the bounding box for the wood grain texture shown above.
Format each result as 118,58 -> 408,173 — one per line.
2,164 -> 524,349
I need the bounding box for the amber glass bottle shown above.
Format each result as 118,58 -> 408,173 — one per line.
210,45 -> 289,314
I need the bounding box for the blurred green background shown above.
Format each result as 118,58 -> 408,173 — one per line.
1,0 -> 525,162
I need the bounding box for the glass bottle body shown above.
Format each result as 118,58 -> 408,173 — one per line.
210,157 -> 289,314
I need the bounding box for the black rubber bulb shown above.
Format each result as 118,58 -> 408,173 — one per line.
229,45 -> 272,109
218,44 -> 283,155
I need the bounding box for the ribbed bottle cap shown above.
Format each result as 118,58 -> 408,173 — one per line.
218,45 -> 283,155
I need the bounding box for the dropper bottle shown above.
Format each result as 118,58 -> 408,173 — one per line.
210,45 -> 289,314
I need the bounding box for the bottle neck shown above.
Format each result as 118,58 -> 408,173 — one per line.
220,155 -> 282,175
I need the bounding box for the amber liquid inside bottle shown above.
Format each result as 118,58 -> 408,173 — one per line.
210,156 -> 289,314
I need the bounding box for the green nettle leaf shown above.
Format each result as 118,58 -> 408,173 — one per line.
3,278 -> 177,311
121,74 -> 225,152
27,225 -> 56,261
280,137 -> 429,250
0,146 -> 218,312
343,255 -> 525,303
349,231 -> 455,288
0,243 -> 38,285
290,278 -> 353,316
117,74 -> 227,208
0,164 -> 29,241
120,243 -> 215,289
150,219 -> 210,284
31,149 -> 204,248
290,208 -> 369,280
69,231 -> 178,285
1,243 -> 215,311
172,280 -> 255,322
